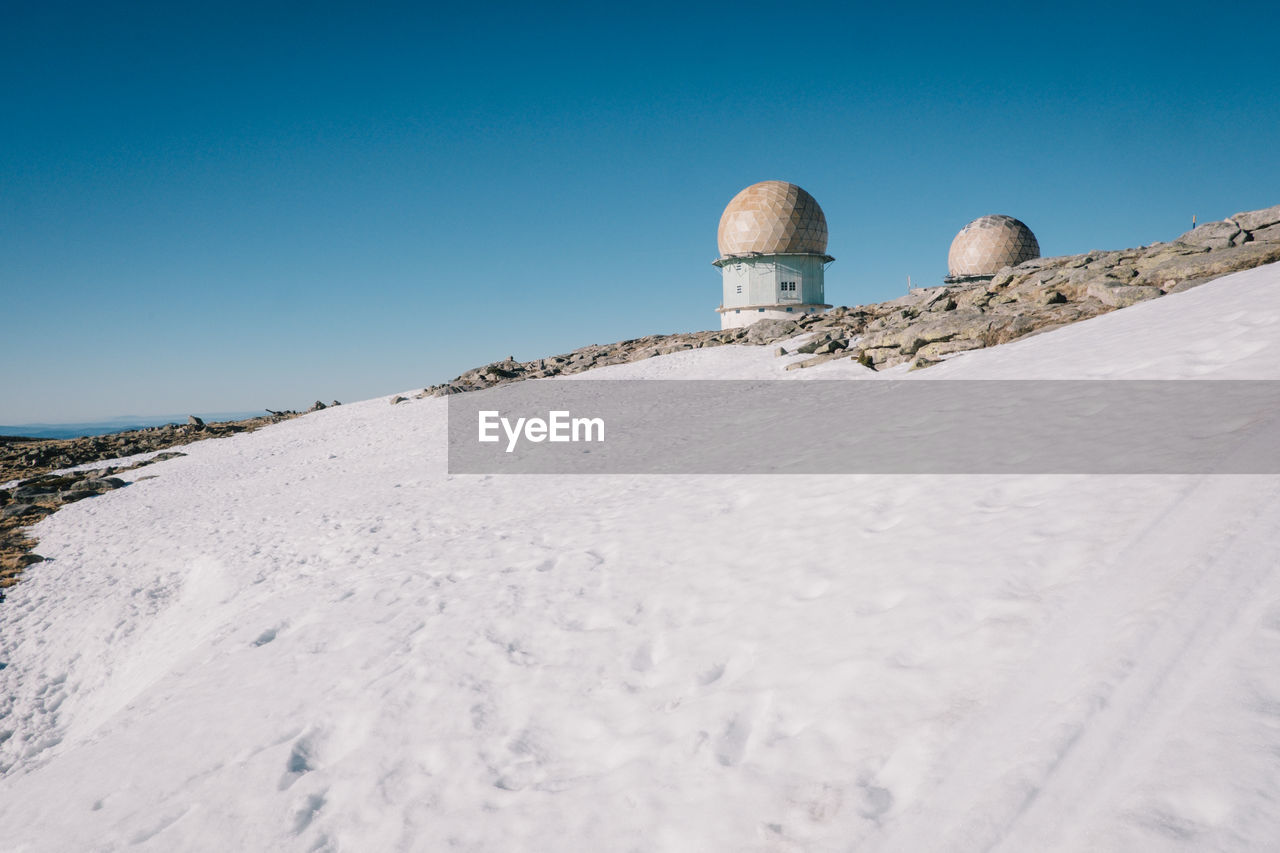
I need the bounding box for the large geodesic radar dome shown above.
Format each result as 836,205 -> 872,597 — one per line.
717,181 -> 828,256
947,214 -> 1040,277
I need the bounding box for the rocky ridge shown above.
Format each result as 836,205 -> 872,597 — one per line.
4,204 -> 1278,593
0,412 -> 302,593
416,202 -> 1280,394
0,412 -> 307,484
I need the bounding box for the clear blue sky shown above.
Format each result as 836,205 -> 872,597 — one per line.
4,1 -> 1278,423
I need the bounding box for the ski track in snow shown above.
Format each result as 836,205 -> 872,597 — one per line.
0,263 -> 1279,851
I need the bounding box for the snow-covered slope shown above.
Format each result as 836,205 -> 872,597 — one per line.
2,264 -> 1279,852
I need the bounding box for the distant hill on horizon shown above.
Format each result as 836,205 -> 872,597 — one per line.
0,411 -> 268,440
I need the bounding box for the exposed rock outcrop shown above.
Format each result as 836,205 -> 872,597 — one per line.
7,205 -> 1278,593
0,413 -> 301,593
2,464 -> 148,592
0,413 -> 298,485
419,202 -> 1280,391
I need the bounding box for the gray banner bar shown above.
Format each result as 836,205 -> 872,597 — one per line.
446,380 -> 1280,474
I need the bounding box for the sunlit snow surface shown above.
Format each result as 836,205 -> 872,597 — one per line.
3,264 -> 1280,852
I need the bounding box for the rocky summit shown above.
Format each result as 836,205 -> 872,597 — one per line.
421,202 -> 1280,393
5,204 -> 1279,592
0,413 -> 302,592
0,413 -> 303,485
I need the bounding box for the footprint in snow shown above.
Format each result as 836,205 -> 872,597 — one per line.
787,782 -> 844,823
714,715 -> 752,766
292,791 -> 327,834
493,762 -> 538,791
550,550 -> 604,573
697,662 -> 726,686
629,642 -> 654,673
509,549 -> 601,574
493,729 -> 547,791
127,805 -> 193,844
279,735 -> 317,790
856,782 -> 894,820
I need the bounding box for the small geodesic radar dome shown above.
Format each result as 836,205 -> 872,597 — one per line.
947,215 -> 1040,279
717,181 -> 828,256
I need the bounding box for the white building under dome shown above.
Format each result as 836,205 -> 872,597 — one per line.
714,181 -> 833,329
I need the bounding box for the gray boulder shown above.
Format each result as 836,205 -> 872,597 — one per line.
11,483 -> 55,500
1133,244 -> 1209,273
1086,283 -> 1164,308
1232,204 -> 1280,232
1250,223 -> 1280,243
1136,241 -> 1280,288
68,477 -> 125,494
744,319 -> 799,345
914,338 -> 985,359
1176,220 -> 1241,250
2,503 -> 46,520
909,354 -> 943,371
861,312 -> 992,356
784,351 -> 845,371
796,332 -> 841,354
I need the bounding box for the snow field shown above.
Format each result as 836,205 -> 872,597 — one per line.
1,263 -> 1279,851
